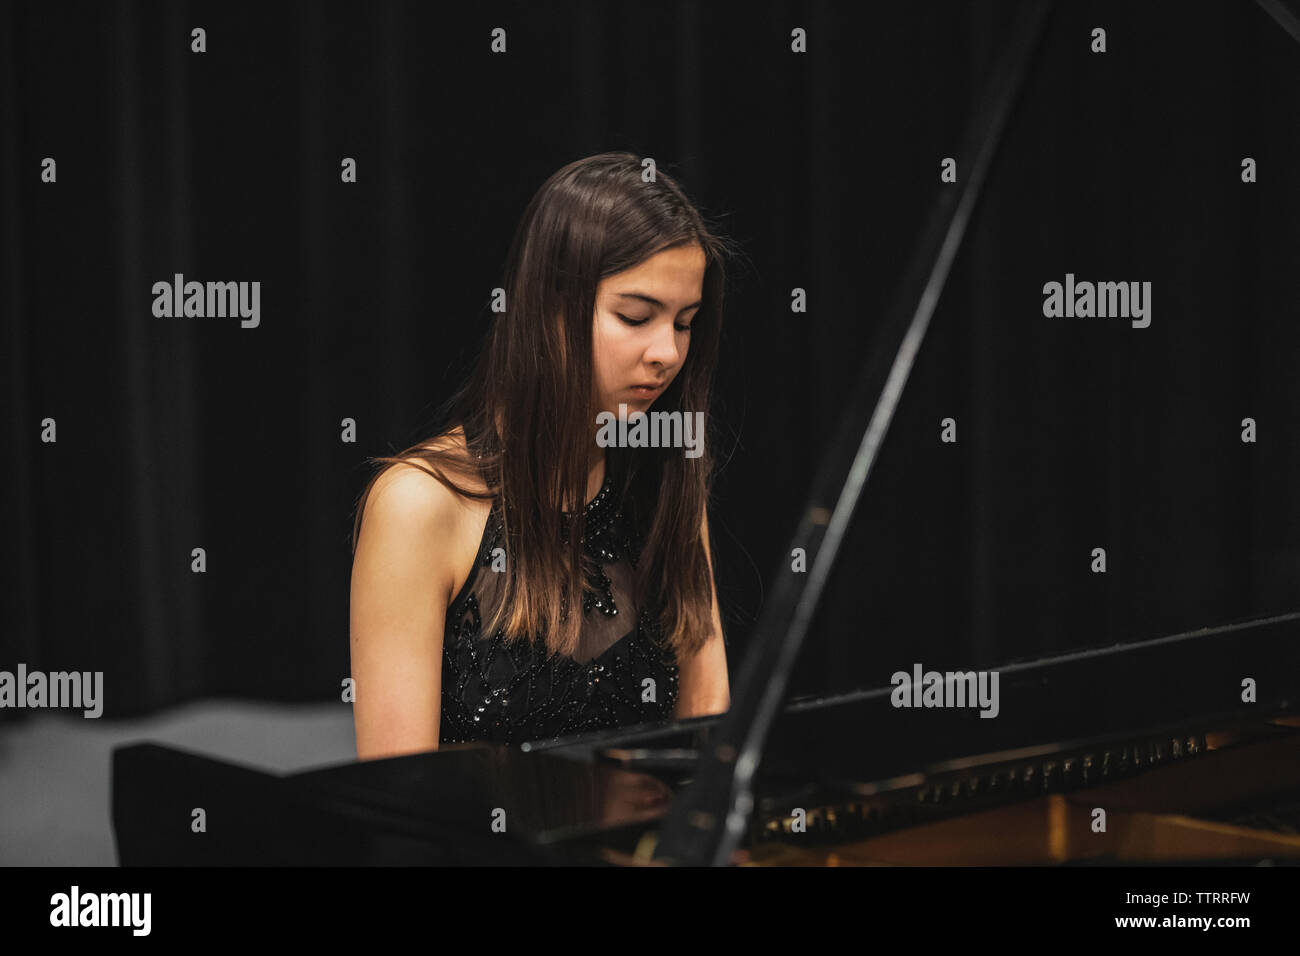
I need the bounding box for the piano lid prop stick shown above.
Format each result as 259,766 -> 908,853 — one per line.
653,0 -> 1058,866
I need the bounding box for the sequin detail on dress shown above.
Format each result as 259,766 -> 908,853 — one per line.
440,473 -> 679,744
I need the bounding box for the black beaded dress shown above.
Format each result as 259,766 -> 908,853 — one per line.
439,469 -> 680,745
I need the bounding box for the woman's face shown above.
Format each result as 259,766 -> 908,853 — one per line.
592,243 -> 706,415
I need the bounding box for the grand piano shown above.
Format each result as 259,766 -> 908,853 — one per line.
110,611 -> 1300,866
112,0 -> 1300,867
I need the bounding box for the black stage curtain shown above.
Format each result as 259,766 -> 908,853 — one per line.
2,0 -> 1297,718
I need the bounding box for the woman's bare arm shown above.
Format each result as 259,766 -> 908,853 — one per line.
675,505 -> 731,719
350,465 -> 458,760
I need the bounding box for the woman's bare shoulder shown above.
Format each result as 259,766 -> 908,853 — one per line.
357,434 -> 488,594
368,429 -> 493,536
362,461 -> 459,542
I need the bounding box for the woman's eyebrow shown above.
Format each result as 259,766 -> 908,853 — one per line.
614,292 -> 702,314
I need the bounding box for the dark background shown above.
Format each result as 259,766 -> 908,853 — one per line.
2,0 -> 1297,720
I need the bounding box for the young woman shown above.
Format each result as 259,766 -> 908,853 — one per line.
349,152 -> 736,760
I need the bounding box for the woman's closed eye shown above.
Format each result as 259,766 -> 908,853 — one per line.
617,313 -> 692,333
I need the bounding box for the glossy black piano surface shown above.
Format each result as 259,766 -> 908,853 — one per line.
112,611 -> 1300,865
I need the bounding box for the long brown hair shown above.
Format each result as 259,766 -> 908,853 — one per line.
351,151 -> 737,659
